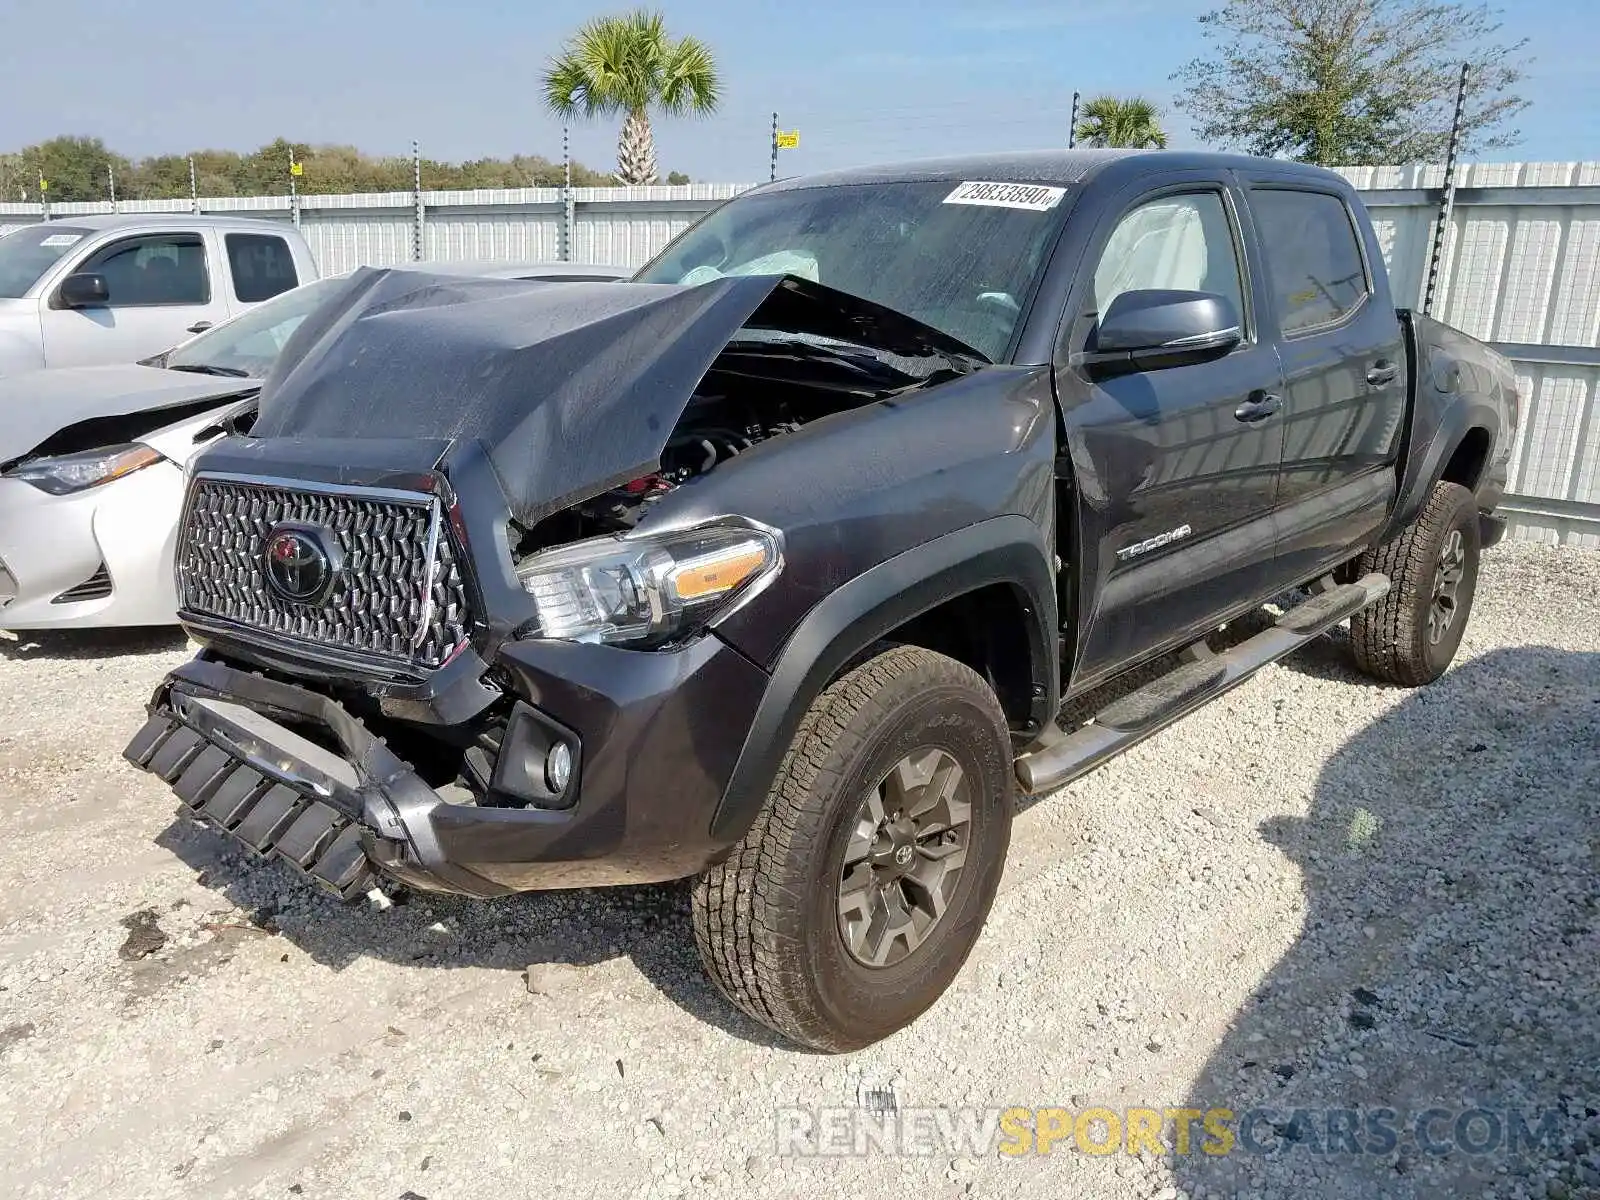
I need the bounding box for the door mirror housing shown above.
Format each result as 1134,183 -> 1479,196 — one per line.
59,272 -> 111,309
1084,289 -> 1242,376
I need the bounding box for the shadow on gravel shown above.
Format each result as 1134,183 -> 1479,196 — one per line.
0,626 -> 188,662
1018,605 -> 1364,817
1172,646 -> 1600,1200
154,821 -> 804,1051
1275,624 -> 1380,688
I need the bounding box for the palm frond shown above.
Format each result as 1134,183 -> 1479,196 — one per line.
540,9 -> 720,179
543,57 -> 592,117
659,37 -> 720,116
1076,94 -> 1168,149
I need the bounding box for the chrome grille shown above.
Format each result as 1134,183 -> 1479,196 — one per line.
178,477 -> 471,668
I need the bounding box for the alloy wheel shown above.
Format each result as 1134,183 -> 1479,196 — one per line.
1428,528 -> 1467,646
837,747 -> 972,968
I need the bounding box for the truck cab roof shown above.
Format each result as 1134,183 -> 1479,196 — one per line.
760,149 -> 1354,193
16,213 -> 297,235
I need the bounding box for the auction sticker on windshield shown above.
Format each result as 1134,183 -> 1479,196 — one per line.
39,234 -> 83,248
943,182 -> 1067,212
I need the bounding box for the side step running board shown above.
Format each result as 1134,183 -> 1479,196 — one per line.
1015,572 -> 1390,796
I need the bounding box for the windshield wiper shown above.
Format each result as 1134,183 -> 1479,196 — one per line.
738,334 -> 985,385
726,336 -> 908,381
166,363 -> 252,378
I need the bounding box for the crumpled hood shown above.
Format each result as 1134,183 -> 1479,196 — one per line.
0,363 -> 258,465
250,266 -> 984,522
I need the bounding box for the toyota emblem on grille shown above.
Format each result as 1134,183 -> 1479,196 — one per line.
263,524 -> 340,604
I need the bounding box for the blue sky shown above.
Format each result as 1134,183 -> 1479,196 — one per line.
2,0 -> 1595,181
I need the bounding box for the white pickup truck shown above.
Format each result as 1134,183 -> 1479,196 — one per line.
0,215 -> 319,375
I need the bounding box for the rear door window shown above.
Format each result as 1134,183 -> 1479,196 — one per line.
226,233 -> 300,302
83,233 -> 210,306
1249,189 -> 1370,335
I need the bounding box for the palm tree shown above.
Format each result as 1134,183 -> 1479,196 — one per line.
543,10 -> 719,185
1075,96 -> 1169,150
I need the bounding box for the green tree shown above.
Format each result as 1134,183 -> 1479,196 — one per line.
234,138 -> 307,194
11,136 -> 132,203
1173,0 -> 1529,165
1,137 -> 648,200
1074,97 -> 1169,149
542,9 -> 719,185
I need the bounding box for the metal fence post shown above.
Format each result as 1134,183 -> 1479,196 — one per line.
189,156 -> 199,214
771,113 -> 779,183
413,140 -> 425,262
561,125 -> 572,262
1422,63 -> 1471,315
1068,92 -> 1081,149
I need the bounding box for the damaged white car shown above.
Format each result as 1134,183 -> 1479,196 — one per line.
0,277 -> 342,628
0,262 -> 627,630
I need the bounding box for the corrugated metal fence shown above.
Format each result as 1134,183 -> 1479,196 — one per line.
3,164 -> 1597,545
1333,163 -> 1600,547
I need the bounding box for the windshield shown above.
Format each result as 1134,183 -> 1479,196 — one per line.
163,276 -> 345,376
0,225 -> 92,299
634,181 -> 1067,361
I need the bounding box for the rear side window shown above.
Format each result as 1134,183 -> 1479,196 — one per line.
1250,190 -> 1369,334
84,233 -> 210,306
226,233 -> 299,302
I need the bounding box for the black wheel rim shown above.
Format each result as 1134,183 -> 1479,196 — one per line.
1428,528 -> 1467,646
837,747 -> 972,968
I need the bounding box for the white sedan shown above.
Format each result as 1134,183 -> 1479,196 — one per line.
0,261 -> 627,629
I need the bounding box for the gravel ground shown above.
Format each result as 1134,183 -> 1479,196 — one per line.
0,540 -> 1595,1200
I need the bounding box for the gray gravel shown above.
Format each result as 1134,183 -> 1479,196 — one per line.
0,541 -> 1595,1200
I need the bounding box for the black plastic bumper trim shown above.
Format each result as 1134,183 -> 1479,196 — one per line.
126,712 -> 376,899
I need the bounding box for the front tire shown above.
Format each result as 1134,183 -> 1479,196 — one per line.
1351,480 -> 1482,686
692,646 -> 1013,1052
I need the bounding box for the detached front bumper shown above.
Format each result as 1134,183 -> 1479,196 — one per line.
126,637 -> 769,899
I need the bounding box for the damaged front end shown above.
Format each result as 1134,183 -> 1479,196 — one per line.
126,266 -> 985,897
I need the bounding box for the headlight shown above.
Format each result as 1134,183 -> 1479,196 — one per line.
4,443 -> 163,495
515,520 -> 781,646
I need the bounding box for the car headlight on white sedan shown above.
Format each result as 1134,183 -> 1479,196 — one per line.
515,520 -> 781,647
3,443 -> 163,496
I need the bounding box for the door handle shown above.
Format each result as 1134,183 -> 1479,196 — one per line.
186,321 -> 213,335
1366,359 -> 1398,387
1234,393 -> 1283,423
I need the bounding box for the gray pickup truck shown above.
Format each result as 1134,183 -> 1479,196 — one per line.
125,150 -> 1516,1051
0,215 -> 318,374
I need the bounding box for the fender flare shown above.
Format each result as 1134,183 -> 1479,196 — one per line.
708,515 -> 1058,844
1378,398 -> 1501,545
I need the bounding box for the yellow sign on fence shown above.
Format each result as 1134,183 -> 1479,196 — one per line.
290,161 -> 304,177
776,130 -> 800,150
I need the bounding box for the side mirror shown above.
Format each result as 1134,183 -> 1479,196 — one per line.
1084,289 -> 1241,376
59,272 -> 111,308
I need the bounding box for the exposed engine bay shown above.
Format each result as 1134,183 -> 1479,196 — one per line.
511,330 -> 964,553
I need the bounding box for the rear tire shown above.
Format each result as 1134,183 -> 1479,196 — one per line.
692,646 -> 1013,1052
1351,480 -> 1481,686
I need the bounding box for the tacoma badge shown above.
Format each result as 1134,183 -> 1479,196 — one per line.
1117,524 -> 1193,562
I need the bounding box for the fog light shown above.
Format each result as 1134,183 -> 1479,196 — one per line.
545,742 -> 573,793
